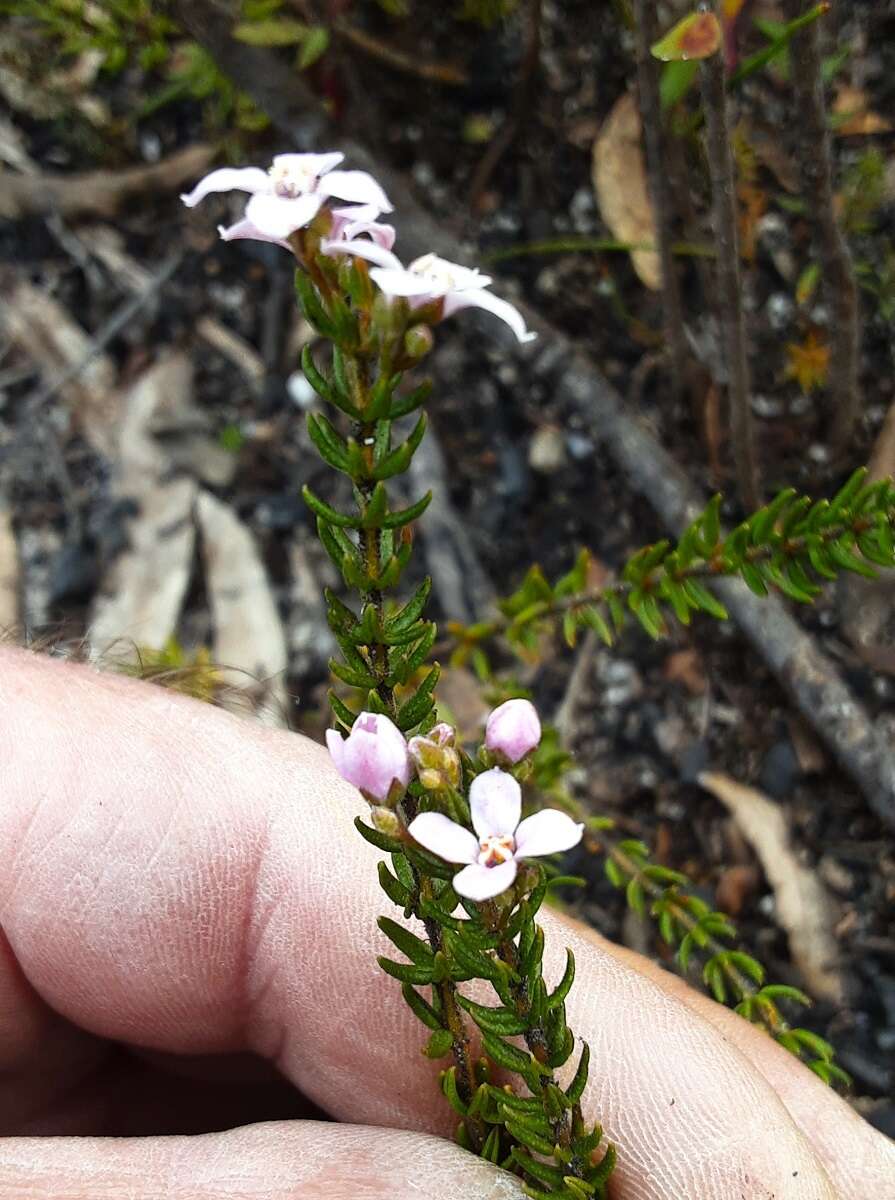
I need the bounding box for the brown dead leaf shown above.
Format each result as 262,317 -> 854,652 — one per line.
699,770 -> 845,1004
715,863 -> 761,917
90,356 -> 198,658
0,504 -> 19,629
592,93 -> 661,291
833,84 -> 893,137
664,648 -> 708,695
785,714 -> 827,775
197,491 -> 289,728
0,144 -> 214,221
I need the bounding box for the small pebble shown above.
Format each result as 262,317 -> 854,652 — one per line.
528,425 -> 566,474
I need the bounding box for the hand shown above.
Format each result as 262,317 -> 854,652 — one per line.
0,648 -> 891,1199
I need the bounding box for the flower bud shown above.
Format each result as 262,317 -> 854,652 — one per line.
403,323 -> 435,362
484,698 -> 541,764
326,711 -> 411,803
409,723 -> 461,790
371,806 -> 403,838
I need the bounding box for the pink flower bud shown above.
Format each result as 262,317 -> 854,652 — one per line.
484,698 -> 541,764
326,712 -> 411,803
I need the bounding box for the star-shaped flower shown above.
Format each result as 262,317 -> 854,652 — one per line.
408,768 -> 582,900
320,241 -> 536,343
181,152 -> 392,246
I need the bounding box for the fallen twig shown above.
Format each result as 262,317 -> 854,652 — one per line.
0,144 -> 215,220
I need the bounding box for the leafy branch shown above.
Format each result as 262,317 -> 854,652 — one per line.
596,830 -> 849,1087
449,469 -> 895,670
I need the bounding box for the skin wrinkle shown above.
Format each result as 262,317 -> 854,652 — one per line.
0,1123 -> 529,1199
0,650 -> 890,1199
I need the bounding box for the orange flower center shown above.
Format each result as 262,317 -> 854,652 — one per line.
478,834 -> 515,868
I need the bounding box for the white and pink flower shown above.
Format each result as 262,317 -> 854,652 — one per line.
326,711 -> 410,804
408,767 -> 582,901
321,241 -> 536,344
181,152 -> 392,246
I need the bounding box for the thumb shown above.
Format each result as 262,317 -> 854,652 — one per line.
0,1120 -> 527,1200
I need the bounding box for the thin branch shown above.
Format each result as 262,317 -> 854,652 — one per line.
334,22 -> 468,86
784,0 -> 861,454
633,0 -> 688,400
468,0 -> 542,210
700,32 -> 760,511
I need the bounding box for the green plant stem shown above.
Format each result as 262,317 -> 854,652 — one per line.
400,791 -> 484,1149
484,904 -> 582,1175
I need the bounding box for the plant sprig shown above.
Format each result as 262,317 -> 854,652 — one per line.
597,830 -> 850,1088
449,468 -> 895,671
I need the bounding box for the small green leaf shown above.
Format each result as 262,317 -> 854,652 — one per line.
378,916 -> 435,966
565,1041 -> 590,1104
233,17 -> 309,45
377,955 -> 434,984
457,996 -> 528,1036
297,24 -> 329,69
424,1028 -> 454,1059
660,58 -> 699,108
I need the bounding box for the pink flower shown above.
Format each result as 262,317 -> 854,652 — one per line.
326,711 -> 410,803
408,768 -> 582,901
181,152 -> 392,245
321,243 -> 536,343
485,698 -> 541,764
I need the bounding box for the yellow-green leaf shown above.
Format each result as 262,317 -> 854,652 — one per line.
233,18 -> 308,46
652,11 -> 722,61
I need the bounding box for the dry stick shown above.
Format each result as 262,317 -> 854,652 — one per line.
700,43 -> 760,512
633,0 -> 688,400
174,0 -> 895,830
784,0 -> 861,454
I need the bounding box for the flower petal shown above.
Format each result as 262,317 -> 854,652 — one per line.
272,151 -> 345,179
322,240 -> 404,270
325,728 -> 348,774
469,768 -> 521,840
369,267 -> 443,299
180,167 -> 271,207
409,254 -> 492,291
453,858 -> 518,902
441,287 -> 537,343
244,192 -> 323,239
407,812 -> 478,864
514,809 -> 584,859
217,218 -> 291,249
319,169 -> 393,212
